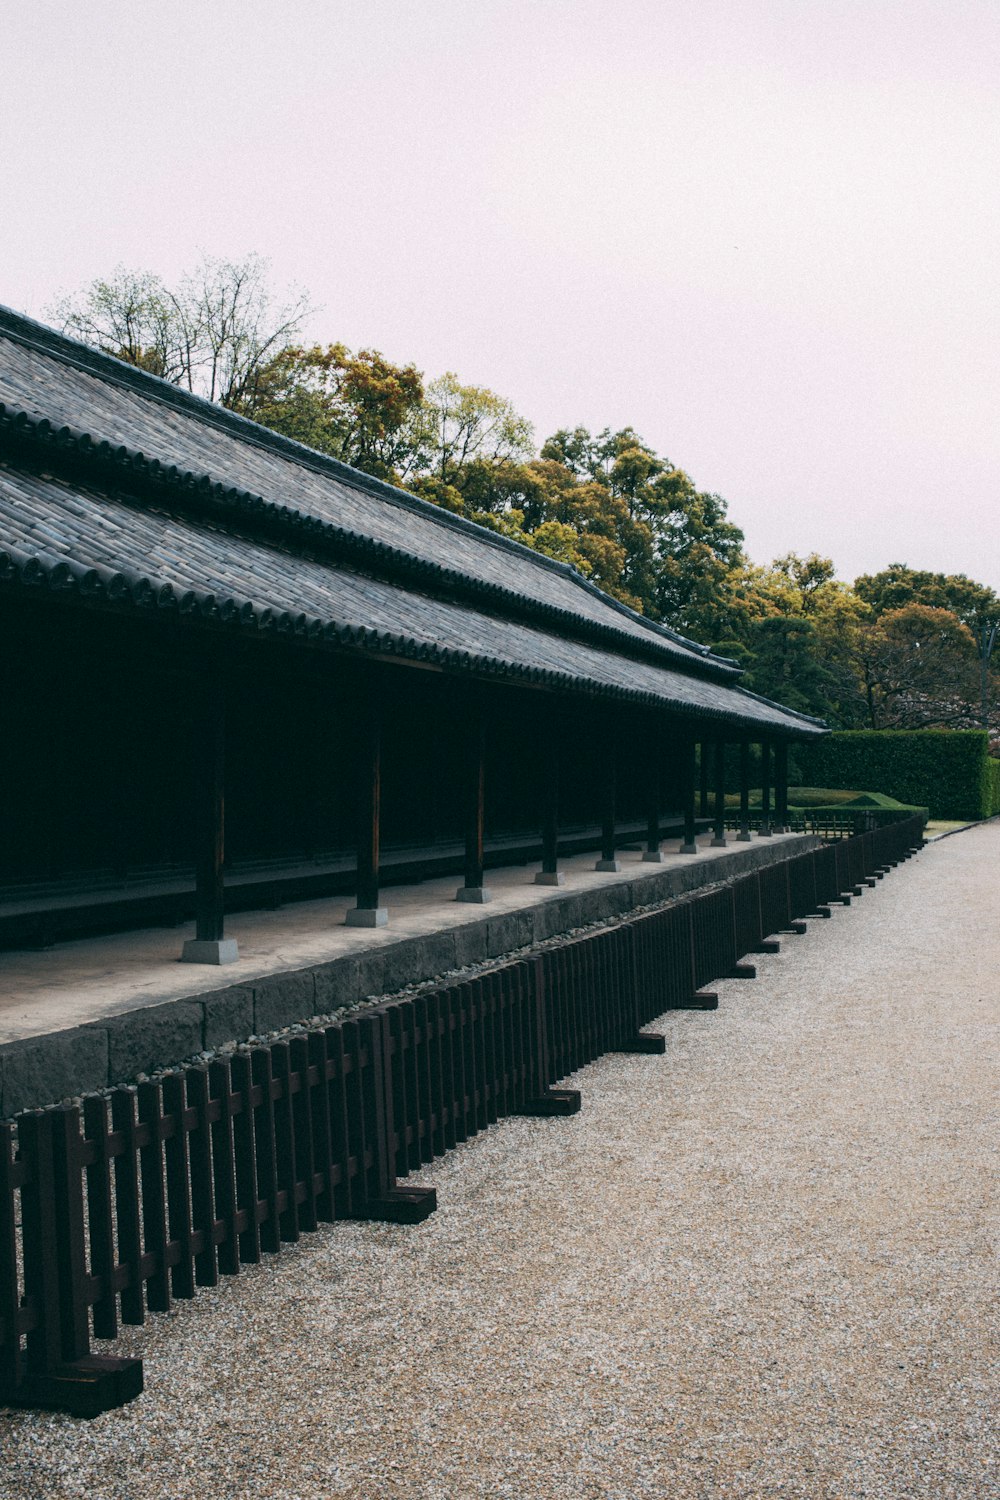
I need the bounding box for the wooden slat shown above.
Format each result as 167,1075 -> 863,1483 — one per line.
185,1067 -> 219,1288
18,1111 -> 63,1374
110,1089 -> 145,1325
49,1106 -> 90,1361
250,1049 -> 281,1254
161,1075 -> 195,1300
209,1058 -> 240,1276
307,1031 -> 335,1224
230,1053 -> 261,1265
0,1122 -> 23,1386
138,1082 -> 170,1314
290,1037 -> 317,1234
324,1026 -> 354,1219
83,1096 -> 118,1340
270,1043 -> 300,1245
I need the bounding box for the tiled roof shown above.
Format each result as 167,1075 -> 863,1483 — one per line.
0,307 -> 825,737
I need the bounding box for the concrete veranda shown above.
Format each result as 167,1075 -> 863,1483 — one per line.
0,823 -> 995,1498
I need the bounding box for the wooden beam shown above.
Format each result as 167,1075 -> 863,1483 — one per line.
737,739 -> 752,840
535,715 -> 564,886
595,717 -> 620,871
457,693 -> 492,902
759,739 -> 773,836
711,737 -> 727,847
680,736 -> 698,853
643,722 -> 665,863
774,741 -> 789,831
182,692 -> 238,964
347,703 -> 387,926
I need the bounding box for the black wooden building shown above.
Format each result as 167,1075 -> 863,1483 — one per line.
0,307 -> 825,961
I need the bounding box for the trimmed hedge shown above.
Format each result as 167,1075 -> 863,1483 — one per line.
989,757 -> 1000,818
796,730 -> 999,821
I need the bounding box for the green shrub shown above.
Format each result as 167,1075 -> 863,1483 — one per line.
797,730 -> 993,820
988,757 -> 1000,817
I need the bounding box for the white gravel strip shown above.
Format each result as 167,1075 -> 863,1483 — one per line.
1,827 -> 997,1499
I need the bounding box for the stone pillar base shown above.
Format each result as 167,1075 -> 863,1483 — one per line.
710,836 -> 728,848
181,938 -> 239,965
456,886 -> 493,903
594,858 -> 621,872
346,906 -> 389,927
642,850 -> 667,864
736,831 -> 752,842
535,871 -> 565,886
679,841 -> 698,855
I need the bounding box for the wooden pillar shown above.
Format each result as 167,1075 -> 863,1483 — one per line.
698,740 -> 710,817
535,710 -> 564,886
759,738 -> 772,836
736,739 -> 752,841
595,716 -> 620,872
775,741 -> 789,832
711,737 -> 727,847
680,736 -> 698,853
642,722 -> 666,863
457,693 -> 492,902
182,692 -> 238,964
347,703 -> 387,925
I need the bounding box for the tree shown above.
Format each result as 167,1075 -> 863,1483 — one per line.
722,553 -> 872,726
417,374 -> 534,487
540,426 -> 746,630
50,266 -> 185,381
741,616 -> 837,718
236,342 -> 427,482
855,564 -> 1000,633
52,254 -> 312,409
854,604 -> 981,729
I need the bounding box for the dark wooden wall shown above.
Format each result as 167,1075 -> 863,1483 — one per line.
0,598 -> 693,900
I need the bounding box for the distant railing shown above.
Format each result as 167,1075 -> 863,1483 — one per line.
0,814 -> 926,1417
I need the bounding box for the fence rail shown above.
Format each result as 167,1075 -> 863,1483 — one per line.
0,815 -> 925,1417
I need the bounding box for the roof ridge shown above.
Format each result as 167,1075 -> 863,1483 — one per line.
0,302 -> 737,672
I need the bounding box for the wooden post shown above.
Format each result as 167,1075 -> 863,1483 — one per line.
642,723 -> 666,863
698,741 -> 710,816
182,691 -> 238,964
775,741 -> 789,831
535,710 -> 564,886
680,736 -> 698,853
347,702 -> 388,925
457,693 -> 492,902
711,737 -> 727,847
595,717 -> 620,871
737,739 -> 752,840
759,739 -> 773,836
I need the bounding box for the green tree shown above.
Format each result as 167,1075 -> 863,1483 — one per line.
854,603 -> 981,728
855,564 -> 1000,632
417,373 -> 534,487
740,616 -> 836,718
236,342 -> 427,481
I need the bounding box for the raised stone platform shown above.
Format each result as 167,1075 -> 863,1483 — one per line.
0,832 -> 818,1116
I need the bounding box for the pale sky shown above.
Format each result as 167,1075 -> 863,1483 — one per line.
3,0 -> 998,590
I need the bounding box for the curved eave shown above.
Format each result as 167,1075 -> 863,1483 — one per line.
0,540 -> 828,740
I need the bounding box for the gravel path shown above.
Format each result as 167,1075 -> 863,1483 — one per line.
1,826 -> 997,1499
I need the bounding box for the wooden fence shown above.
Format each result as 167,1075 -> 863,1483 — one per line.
0,815 -> 925,1417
